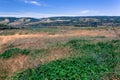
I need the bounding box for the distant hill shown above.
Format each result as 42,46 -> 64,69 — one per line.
0,24 -> 19,30
0,17 -> 40,26
0,16 -> 120,28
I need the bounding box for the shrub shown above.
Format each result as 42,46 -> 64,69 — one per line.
0,48 -> 30,59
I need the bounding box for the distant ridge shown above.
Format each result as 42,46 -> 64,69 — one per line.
0,16 -> 120,28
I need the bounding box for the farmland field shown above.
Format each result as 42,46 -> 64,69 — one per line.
0,27 -> 120,80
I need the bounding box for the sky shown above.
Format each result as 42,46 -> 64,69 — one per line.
0,0 -> 120,18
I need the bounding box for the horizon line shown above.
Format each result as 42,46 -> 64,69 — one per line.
0,15 -> 120,19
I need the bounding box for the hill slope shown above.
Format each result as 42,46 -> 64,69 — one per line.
0,16 -> 120,28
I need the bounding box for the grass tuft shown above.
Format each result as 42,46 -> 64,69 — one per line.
0,48 -> 30,59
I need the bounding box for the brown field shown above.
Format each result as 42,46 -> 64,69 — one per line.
0,28 -> 119,45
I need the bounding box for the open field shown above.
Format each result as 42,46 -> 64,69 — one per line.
0,27 -> 120,80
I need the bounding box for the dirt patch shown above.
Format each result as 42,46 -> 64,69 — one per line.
0,55 -> 29,74
28,47 -> 71,67
40,47 -> 70,63
0,33 -> 44,44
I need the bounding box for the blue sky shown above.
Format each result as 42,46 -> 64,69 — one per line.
0,0 -> 120,18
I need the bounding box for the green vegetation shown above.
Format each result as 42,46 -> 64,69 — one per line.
0,27 -> 68,35
0,26 -> 119,80
0,24 -> 8,29
0,24 -> 19,30
9,39 -> 120,80
0,48 -> 30,59
0,26 -> 119,36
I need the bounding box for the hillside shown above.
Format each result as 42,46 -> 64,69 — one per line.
0,16 -> 120,28
0,24 -> 18,30
0,27 -> 120,80
0,17 -> 40,27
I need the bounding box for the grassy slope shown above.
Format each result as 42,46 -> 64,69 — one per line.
9,39 -> 120,80
0,27 -> 120,80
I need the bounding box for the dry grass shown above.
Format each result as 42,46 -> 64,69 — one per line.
0,47 -> 71,80
40,47 -> 70,63
0,28 -> 119,52
23,47 -> 71,70
0,28 -> 119,44
0,55 -> 29,80
0,27 -> 120,80
0,55 -> 29,73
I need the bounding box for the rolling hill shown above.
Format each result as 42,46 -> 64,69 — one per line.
0,16 -> 120,28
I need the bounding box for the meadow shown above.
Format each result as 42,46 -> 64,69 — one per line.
0,26 -> 120,80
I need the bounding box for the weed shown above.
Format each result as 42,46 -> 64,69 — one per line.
0,48 -> 30,59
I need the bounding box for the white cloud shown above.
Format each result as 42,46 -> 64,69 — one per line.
78,10 -> 101,16
80,10 -> 90,14
24,0 -> 42,6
